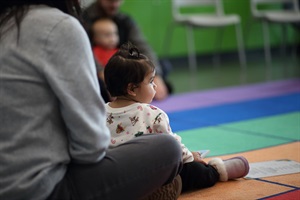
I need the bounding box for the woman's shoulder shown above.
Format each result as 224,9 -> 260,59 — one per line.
25,5 -> 86,45
114,12 -> 135,25
26,5 -> 79,30
28,5 -> 67,20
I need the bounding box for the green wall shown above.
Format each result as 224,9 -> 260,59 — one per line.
121,0 -> 298,58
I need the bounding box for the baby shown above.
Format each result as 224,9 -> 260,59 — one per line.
104,42 -> 250,194
91,17 -> 119,67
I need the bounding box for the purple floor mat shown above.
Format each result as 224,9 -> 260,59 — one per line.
152,79 -> 300,113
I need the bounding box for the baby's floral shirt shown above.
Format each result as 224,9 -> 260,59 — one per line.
105,103 -> 194,163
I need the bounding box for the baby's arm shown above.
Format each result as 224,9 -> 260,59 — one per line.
150,107 -> 194,163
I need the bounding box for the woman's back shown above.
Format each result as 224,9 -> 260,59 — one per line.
0,6 -> 71,200
0,5 -> 110,200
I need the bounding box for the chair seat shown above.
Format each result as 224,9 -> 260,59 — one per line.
175,14 -> 240,27
264,12 -> 300,23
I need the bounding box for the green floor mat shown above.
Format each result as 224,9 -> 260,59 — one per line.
178,112 -> 300,157
223,112 -> 300,141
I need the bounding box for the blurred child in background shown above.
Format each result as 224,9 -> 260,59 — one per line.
92,18 -> 119,68
83,0 -> 172,100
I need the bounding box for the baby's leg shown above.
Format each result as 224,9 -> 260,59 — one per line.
180,156 -> 250,193
180,162 -> 219,192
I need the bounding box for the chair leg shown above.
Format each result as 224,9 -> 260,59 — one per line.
186,25 -> 197,73
291,28 -> 299,76
213,27 -> 224,69
262,21 -> 272,80
281,23 -> 287,58
235,23 -> 247,82
185,25 -> 197,89
291,27 -> 299,63
281,24 -> 289,77
243,17 -> 254,50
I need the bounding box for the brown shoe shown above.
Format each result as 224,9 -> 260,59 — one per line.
142,175 -> 182,200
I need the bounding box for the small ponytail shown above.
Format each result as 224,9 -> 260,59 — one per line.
117,42 -> 147,60
128,47 -> 140,58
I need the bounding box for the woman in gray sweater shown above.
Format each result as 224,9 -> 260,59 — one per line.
0,1 -> 182,200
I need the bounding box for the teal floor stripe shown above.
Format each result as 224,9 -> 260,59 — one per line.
177,112 -> 300,156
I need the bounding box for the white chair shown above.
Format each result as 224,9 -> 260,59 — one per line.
250,0 -> 300,75
165,0 -> 247,76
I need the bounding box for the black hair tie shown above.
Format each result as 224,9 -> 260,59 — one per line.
129,47 -> 140,58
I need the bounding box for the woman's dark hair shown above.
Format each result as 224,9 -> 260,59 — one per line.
0,0 -> 82,39
104,42 -> 155,97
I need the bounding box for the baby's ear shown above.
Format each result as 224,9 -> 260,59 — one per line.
127,83 -> 136,96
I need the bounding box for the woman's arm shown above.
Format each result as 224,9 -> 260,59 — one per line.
43,15 -> 110,163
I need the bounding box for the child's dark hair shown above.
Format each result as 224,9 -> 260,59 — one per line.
104,42 -> 155,97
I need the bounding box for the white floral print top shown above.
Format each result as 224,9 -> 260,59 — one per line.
105,103 -> 194,163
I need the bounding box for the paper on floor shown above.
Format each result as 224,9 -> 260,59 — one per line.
245,159 -> 300,179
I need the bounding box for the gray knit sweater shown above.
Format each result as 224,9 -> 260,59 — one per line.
0,5 -> 110,200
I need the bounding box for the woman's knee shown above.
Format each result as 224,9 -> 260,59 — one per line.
138,134 -> 182,159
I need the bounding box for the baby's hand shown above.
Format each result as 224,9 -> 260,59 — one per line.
192,151 -> 207,164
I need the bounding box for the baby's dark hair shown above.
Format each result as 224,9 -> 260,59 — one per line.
104,42 -> 155,97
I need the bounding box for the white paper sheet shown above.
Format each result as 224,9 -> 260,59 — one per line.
245,159 -> 300,179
